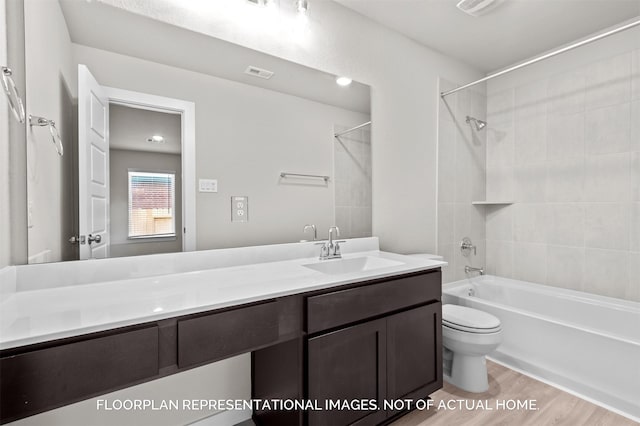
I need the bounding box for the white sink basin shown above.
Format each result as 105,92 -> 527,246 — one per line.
303,256 -> 404,275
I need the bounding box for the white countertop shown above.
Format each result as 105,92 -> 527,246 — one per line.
0,250 -> 445,350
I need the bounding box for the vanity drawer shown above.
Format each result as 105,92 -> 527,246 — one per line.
307,270 -> 441,334
178,301 -> 279,368
0,326 -> 159,423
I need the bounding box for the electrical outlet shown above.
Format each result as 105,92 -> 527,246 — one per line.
231,196 -> 248,222
199,179 -> 218,193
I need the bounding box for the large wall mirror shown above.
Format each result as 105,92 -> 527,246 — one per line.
13,0 -> 371,264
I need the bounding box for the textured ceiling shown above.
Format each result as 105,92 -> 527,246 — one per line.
335,0 -> 640,72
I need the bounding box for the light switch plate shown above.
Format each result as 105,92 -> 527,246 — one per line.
231,196 -> 248,222
199,179 -> 218,193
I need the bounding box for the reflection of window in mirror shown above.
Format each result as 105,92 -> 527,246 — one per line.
127,171 -> 176,239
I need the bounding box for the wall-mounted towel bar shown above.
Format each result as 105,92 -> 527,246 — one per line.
29,115 -> 64,156
280,172 -> 330,182
1,66 -> 26,123
334,121 -> 371,138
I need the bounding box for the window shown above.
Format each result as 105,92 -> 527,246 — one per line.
128,171 -> 176,239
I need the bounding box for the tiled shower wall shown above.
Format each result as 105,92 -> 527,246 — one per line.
334,125 -> 372,238
437,79 -> 487,283
485,49 -> 640,301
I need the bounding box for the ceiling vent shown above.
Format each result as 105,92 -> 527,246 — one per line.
456,0 -> 504,17
244,66 -> 274,80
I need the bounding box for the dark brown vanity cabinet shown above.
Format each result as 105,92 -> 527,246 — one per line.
304,270 -> 443,426
1,269 -> 441,425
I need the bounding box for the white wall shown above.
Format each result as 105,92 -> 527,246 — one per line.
485,27 -> 640,301
99,0 -> 485,254
109,149 -> 183,258
23,0 -> 77,263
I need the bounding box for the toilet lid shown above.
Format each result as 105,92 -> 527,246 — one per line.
442,304 -> 501,333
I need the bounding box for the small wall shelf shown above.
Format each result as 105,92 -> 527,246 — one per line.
471,201 -> 513,206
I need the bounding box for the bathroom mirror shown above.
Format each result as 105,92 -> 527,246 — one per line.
14,0 -> 371,264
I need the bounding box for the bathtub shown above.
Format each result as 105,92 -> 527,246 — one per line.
443,275 -> 640,421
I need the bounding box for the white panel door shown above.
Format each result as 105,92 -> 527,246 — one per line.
78,64 -> 109,259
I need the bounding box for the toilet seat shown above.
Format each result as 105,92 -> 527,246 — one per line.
443,304 -> 501,334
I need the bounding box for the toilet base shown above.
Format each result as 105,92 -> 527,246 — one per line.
445,352 -> 489,393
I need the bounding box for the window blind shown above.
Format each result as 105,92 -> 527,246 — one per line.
128,171 -> 176,238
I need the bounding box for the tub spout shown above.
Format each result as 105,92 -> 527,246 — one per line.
465,265 -> 484,275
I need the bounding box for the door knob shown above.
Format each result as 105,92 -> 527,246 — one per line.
87,234 -> 102,244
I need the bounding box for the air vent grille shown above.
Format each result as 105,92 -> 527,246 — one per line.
244,66 -> 274,80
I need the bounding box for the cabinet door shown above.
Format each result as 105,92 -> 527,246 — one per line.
307,319 -> 387,426
387,303 -> 442,417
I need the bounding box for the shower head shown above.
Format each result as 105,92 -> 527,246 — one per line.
466,115 -> 487,131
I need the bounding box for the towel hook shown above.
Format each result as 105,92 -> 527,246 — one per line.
29,115 -> 64,156
1,66 -> 26,124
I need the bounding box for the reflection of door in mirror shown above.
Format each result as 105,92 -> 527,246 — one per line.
108,104 -> 182,258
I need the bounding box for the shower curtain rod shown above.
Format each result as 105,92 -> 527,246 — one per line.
441,17 -> 640,98
334,121 -> 371,138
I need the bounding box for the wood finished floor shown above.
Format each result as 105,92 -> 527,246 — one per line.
391,361 -> 638,426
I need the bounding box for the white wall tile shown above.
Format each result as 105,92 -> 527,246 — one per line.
631,100 -> 639,152
513,242 -> 547,284
546,245 -> 584,291
486,121 -> 514,168
350,207 -> 371,238
485,205 -> 513,241
585,102 -> 631,155
546,203 -> 584,247
514,163 -> 547,202
584,153 -> 630,202
547,69 -> 585,115
626,252 -> 640,302
487,88 -> 514,124
335,180 -> 351,207
584,249 -> 629,299
335,206 -> 351,238
546,112 -> 585,160
438,203 -> 454,249
545,158 -> 585,202
630,202 -> 640,252
514,203 -> 548,243
632,49 -> 640,101
632,152 -> 640,202
585,53 -> 631,111
470,90 -> 487,122
469,206 -> 486,241
485,240 -> 513,278
515,116 -> 547,165
514,79 -> 548,120
453,203 -> 471,243
486,166 -> 514,201
584,203 -> 630,250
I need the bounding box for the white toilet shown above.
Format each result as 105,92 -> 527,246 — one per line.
442,304 -> 502,393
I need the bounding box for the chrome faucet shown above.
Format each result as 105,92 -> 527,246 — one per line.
465,265 -> 484,276
316,226 -> 346,260
302,224 -> 317,241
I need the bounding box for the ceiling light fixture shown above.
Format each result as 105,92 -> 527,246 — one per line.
336,76 -> 352,87
296,0 -> 309,14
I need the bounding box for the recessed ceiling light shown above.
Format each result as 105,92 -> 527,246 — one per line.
336,76 -> 352,87
147,135 -> 165,144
